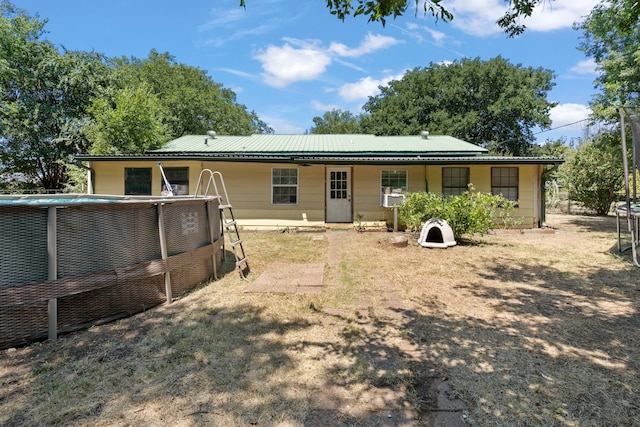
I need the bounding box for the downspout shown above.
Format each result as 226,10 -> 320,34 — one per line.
89,168 -> 95,195
424,165 -> 429,192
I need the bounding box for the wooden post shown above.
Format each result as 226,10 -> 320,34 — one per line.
393,206 -> 399,232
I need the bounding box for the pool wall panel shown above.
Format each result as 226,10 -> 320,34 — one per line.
0,196 -> 222,349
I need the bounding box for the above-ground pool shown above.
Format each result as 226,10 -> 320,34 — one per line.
0,194 -> 223,349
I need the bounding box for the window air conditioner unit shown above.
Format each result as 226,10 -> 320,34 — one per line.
383,193 -> 405,207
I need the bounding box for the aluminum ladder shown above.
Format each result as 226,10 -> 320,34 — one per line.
194,169 -> 249,279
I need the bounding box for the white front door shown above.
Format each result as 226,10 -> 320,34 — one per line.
326,168 -> 352,223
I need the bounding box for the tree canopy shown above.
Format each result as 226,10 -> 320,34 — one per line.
576,0 -> 640,120
0,2 -> 111,189
88,84 -> 169,155
564,133 -> 625,215
0,2 -> 272,189
359,56 -> 556,155
308,109 -> 362,134
241,0 -> 553,37
111,50 -> 273,139
568,0 -> 639,214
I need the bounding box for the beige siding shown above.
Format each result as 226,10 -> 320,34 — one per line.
426,164 -> 540,228
88,160 -> 543,228
90,160 -> 202,196
352,165 -> 427,223
201,162 -> 326,221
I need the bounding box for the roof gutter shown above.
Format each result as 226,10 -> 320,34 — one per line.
76,153 -> 563,165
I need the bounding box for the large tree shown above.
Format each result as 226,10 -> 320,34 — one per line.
576,0 -> 640,120
242,0 -> 555,37
1,2 -> 274,189
309,109 -> 362,134
572,0 -> 639,213
112,50 -> 273,139
0,2 -> 110,189
360,56 -> 555,155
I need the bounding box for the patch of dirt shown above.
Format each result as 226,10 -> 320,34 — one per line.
244,262 -> 325,294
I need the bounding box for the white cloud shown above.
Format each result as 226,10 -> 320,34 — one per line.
329,33 -> 401,57
217,67 -> 256,80
261,115 -> 305,134
198,8 -> 247,31
447,0 -> 599,37
202,23 -> 275,47
310,99 -> 339,111
425,27 -> 448,45
570,59 -> 598,75
524,0 -> 599,32
550,103 -> 591,129
447,0 -> 507,36
333,58 -> 367,73
255,41 -> 332,87
254,34 -> 402,87
199,4 -> 297,47
338,72 -> 405,102
390,22 -> 447,46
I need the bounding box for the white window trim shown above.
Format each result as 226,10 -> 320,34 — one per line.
380,169 -> 408,206
271,167 -> 299,205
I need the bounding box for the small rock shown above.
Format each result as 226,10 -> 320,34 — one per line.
391,236 -> 408,248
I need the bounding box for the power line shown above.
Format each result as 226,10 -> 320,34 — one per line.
534,118 -> 590,136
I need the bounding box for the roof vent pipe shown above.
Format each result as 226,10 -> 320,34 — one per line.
420,130 -> 429,139
207,130 -> 216,138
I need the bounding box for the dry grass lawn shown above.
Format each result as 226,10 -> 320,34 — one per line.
1,213 -> 639,426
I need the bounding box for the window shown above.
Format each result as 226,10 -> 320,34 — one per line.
161,167 -> 189,195
381,170 -> 408,194
272,168 -> 298,204
125,168 -> 151,195
381,170 -> 408,205
442,167 -> 469,196
491,167 -> 519,201
329,170 -> 348,199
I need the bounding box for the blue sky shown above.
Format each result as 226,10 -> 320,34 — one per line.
18,0 -> 600,144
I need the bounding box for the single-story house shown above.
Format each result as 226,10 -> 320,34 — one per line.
76,132 -> 564,229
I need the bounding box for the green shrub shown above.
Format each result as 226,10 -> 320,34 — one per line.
564,136 -> 625,215
398,187 -> 506,238
497,200 -> 524,229
399,191 -> 445,231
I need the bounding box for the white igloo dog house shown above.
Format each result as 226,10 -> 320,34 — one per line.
418,218 -> 457,249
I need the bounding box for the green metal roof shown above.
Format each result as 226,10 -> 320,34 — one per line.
150,133 -> 489,155
76,133 -> 564,165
